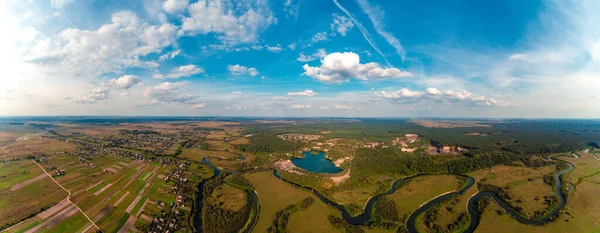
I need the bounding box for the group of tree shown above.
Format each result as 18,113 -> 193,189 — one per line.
267,197 -> 314,233
236,134 -> 302,154
202,177 -> 252,233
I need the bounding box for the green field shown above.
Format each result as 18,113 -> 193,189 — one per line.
245,171 -> 341,233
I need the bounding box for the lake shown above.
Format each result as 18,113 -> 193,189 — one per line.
291,151 -> 342,174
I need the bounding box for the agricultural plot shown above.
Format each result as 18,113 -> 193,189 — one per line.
1,151 -> 179,233
179,148 -> 238,161
0,160 -> 67,228
0,137 -> 75,160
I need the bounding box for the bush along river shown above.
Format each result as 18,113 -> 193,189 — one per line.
195,156 -> 573,233
191,157 -> 220,233
192,156 -> 259,233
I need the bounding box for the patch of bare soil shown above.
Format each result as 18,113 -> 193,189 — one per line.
273,160 -> 304,175
331,169 -> 351,185
10,174 -> 47,191
117,215 -> 137,233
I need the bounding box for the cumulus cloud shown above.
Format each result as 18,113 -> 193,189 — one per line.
154,65 -> 204,79
51,0 -> 75,9
375,87 -> 501,106
158,49 -> 181,62
28,11 -> 177,78
302,52 -> 412,83
179,0 -> 277,44
374,88 -> 424,98
288,43 -> 296,50
269,96 -> 292,101
228,64 -> 259,76
266,45 -> 283,53
320,104 -> 358,110
287,90 -> 318,97
308,32 -> 328,45
74,75 -> 141,104
283,0 -> 300,19
297,49 -> 327,62
106,75 -> 142,89
330,14 -> 354,36
291,104 -> 312,109
143,82 -> 203,105
163,0 -> 189,14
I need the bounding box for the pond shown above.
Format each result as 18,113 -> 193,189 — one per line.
291,151 -> 342,174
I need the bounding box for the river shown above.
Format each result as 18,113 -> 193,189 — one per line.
195,157 -> 573,233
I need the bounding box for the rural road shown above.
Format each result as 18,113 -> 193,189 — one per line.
31,160 -> 100,231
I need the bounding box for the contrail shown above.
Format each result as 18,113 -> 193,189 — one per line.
332,0 -> 392,66
356,0 -> 406,61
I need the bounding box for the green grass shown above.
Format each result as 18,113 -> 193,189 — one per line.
0,161 -> 39,189
385,175 -> 461,220
139,172 -> 152,181
13,220 -> 41,233
97,209 -> 129,233
47,213 -> 88,233
506,179 -> 529,187
179,148 -> 238,161
130,197 -> 147,216
245,171 -> 341,233
88,181 -> 107,194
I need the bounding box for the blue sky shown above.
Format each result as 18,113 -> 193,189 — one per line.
1,0 -> 599,118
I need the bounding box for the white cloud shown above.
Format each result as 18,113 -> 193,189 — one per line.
291,104 -> 312,109
309,32 -> 328,44
228,64 -> 259,76
330,13 -> 354,36
269,96 -> 292,101
332,0 -> 390,66
158,49 -> 181,62
266,45 -> 283,53
144,82 -> 203,105
375,87 -> 501,106
283,0 -> 300,20
426,87 -> 442,95
375,88 -> 424,98
321,104 -> 358,110
179,0 -> 277,44
106,75 -> 142,89
297,49 -> 327,62
163,0 -> 189,14
51,0 -> 75,9
233,91 -> 243,94
28,11 -> 177,78
73,75 -> 141,104
302,52 -> 412,83
356,0 -> 406,60
288,89 -> 318,97
154,65 -> 204,79
288,43 -> 296,50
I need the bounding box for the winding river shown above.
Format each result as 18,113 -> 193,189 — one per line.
195,157 -> 573,233
192,157 -> 221,232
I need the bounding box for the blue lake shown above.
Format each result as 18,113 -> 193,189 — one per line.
291,151 -> 342,174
